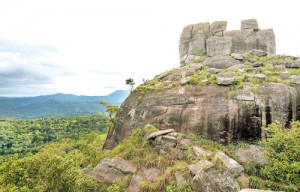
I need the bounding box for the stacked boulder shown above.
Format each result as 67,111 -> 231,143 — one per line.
180,19 -> 276,65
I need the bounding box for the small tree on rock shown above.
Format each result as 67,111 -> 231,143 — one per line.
125,78 -> 135,92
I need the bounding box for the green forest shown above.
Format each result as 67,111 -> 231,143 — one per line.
0,115 -> 110,191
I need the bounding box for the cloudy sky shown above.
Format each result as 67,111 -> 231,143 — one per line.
0,0 -> 299,97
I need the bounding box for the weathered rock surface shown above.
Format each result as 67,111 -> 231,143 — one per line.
203,56 -> 241,69
180,19 -> 276,64
291,75 -> 300,84
224,29 -> 275,55
179,24 -> 193,59
245,49 -> 268,57
104,81 -> 299,149
216,75 -> 235,85
146,129 -> 175,140
210,21 -> 227,36
103,19 -> 299,150
188,160 -> 214,175
192,170 -> 221,192
241,19 -> 259,30
286,59 -> 300,68
214,152 -> 244,178
235,145 -> 267,166
90,157 -> 136,183
207,37 -> 232,56
193,146 -> 212,157
192,169 -> 240,192
231,53 -> 244,60
234,91 -> 255,101
127,167 -> 162,192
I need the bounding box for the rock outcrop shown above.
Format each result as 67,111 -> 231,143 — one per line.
89,157 -> 136,183
180,19 -> 275,65
103,19 -> 300,150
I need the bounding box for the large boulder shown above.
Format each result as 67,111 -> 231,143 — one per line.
235,145 -> 267,166
241,19 -> 259,30
191,170 -> 221,192
210,21 -> 227,36
90,157 -> 136,183
179,25 -> 193,60
224,29 -> 276,54
214,152 -> 244,178
192,169 -> 240,192
206,37 -> 232,56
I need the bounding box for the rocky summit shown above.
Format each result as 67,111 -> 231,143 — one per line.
103,19 -> 300,149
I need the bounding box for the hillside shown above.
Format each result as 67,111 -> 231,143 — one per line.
0,90 -> 129,119
1,19 -> 300,192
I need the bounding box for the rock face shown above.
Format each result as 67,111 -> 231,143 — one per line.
104,82 -> 299,149
180,19 -> 276,65
103,19 -> 300,150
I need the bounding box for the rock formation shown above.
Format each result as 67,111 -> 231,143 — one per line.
103,19 -> 300,149
180,19 -> 276,65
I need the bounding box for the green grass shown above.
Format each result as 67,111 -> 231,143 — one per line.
289,68 -> 300,75
135,80 -> 164,92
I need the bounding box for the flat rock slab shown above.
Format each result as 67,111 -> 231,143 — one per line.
241,19 -> 259,30
91,156 -> 136,183
147,129 -> 175,140
245,49 -> 268,57
216,75 -> 235,85
255,74 -> 266,79
203,56 -> 241,69
214,152 -> 244,178
231,53 -> 244,60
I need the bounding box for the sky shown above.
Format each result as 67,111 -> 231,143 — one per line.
0,0 -> 299,97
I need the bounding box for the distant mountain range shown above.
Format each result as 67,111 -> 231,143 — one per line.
0,90 -> 130,119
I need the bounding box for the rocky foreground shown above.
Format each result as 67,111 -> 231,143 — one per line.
86,127 -> 280,191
